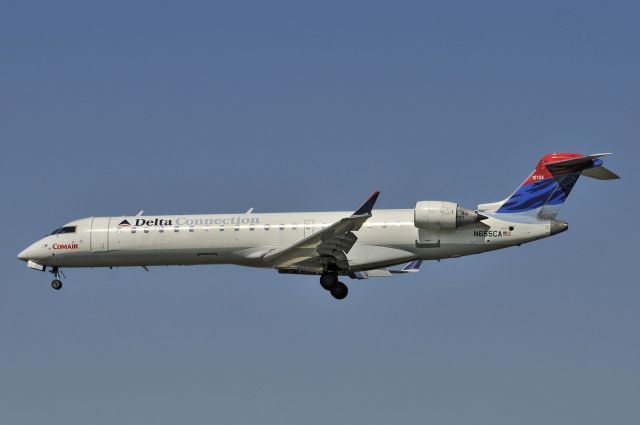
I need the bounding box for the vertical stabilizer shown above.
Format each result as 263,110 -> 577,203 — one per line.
478,153 -> 618,218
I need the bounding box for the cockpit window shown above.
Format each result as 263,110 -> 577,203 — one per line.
49,226 -> 76,235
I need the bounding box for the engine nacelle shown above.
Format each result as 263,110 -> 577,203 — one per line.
414,201 -> 483,230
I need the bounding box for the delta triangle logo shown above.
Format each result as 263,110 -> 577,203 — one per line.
118,219 -> 131,228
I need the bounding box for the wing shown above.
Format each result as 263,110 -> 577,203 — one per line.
263,192 -> 380,270
353,260 -> 424,279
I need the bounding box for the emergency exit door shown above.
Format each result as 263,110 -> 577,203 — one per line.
90,217 -> 111,252
304,220 -> 314,238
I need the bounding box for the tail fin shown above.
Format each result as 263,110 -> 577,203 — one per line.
401,260 -> 423,272
478,153 -> 619,218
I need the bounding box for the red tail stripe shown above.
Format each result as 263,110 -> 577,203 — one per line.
523,153 -> 584,185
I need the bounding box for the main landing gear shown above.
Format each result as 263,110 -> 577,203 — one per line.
50,267 -> 63,290
320,272 -> 348,300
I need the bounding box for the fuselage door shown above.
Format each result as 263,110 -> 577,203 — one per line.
304,220 -> 314,238
90,217 -> 111,252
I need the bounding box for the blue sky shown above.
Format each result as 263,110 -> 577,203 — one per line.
1,1 -> 638,424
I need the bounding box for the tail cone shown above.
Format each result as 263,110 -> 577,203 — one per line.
550,220 -> 569,235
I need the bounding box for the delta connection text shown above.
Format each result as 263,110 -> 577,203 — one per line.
131,216 -> 261,227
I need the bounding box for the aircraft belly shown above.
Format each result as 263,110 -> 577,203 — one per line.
52,247 -> 267,268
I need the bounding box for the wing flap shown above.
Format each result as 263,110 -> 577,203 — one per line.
353,260 -> 423,279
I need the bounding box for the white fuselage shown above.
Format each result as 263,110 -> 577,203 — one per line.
19,209 -> 553,273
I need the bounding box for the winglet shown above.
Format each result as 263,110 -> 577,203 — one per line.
387,259 -> 424,275
353,191 -> 380,216
402,260 -> 423,272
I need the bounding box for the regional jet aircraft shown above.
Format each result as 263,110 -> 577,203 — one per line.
18,152 -> 619,299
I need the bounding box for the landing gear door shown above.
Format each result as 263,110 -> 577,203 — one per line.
90,217 -> 111,252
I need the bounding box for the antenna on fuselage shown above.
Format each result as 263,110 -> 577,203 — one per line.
245,208 -> 254,214
136,210 -> 144,216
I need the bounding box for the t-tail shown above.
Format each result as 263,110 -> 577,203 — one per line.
478,152 -> 619,219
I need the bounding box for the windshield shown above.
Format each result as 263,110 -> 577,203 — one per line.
49,226 -> 76,235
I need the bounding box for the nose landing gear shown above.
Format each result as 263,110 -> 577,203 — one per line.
319,272 -> 349,300
50,267 -> 64,290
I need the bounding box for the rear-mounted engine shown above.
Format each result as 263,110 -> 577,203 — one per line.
414,201 -> 486,230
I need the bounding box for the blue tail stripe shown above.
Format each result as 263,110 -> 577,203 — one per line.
545,173 -> 580,206
497,172 -> 583,214
497,179 -> 558,213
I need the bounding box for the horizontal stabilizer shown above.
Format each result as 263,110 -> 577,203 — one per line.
581,166 -> 620,180
545,153 -> 613,175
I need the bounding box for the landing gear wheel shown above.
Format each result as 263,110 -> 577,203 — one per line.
51,279 -> 62,290
330,282 -> 348,300
320,273 -> 338,290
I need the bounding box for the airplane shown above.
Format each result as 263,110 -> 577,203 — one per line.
17,152 -> 619,300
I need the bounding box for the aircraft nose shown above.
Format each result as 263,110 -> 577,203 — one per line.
17,243 -> 46,262
17,247 -> 31,261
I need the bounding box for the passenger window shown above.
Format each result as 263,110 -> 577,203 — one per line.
264,224 -> 270,231
219,225 -> 224,231
189,226 -> 194,232
279,224 -> 284,230
131,227 -> 137,234
234,224 -> 240,231
159,227 -> 164,233
174,226 -> 180,232
249,225 -> 255,231
292,224 -> 297,230
144,228 -> 149,233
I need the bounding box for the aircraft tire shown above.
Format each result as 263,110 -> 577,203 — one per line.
320,273 -> 338,290
330,282 -> 348,300
51,279 -> 63,290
